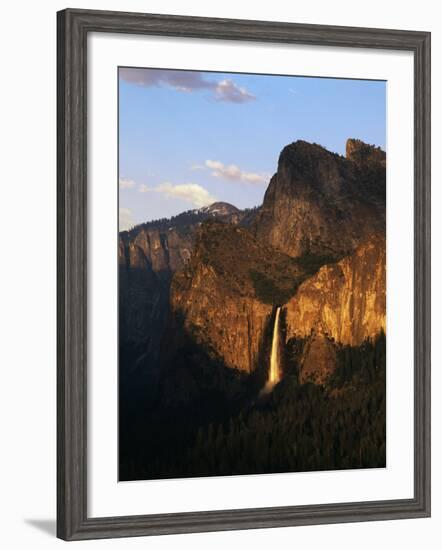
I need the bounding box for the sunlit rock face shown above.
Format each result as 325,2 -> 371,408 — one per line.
254,139 -> 385,259
171,264 -> 273,373
283,234 -> 385,385
169,222 -> 308,373
285,234 -> 386,347
118,204 -> 242,371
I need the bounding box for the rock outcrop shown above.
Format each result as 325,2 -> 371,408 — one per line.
169,222 -> 308,373
284,234 -> 386,346
298,331 -> 337,385
119,201 -> 243,277
346,138 -> 386,168
284,234 -> 386,384
253,139 -> 385,259
118,203 -> 244,371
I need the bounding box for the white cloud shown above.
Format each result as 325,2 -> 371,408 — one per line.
204,160 -> 269,185
242,172 -> 270,184
205,160 -> 226,172
214,79 -> 256,103
120,68 -> 212,91
139,182 -> 217,208
119,177 -> 136,189
119,207 -> 135,231
157,183 -> 216,207
119,68 -> 255,103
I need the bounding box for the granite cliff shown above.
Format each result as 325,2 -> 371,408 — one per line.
168,222 -> 307,374
254,139 -> 385,259
118,202 -> 244,371
284,234 -> 386,384
285,234 -> 386,346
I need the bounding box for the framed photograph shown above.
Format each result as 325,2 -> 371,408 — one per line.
57,8 -> 431,541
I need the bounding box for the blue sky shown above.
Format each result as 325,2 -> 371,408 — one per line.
119,67 -> 386,230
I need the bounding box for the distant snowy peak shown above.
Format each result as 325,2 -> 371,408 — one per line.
197,202 -> 240,217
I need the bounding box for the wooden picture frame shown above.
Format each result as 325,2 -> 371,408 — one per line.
57,8 -> 431,541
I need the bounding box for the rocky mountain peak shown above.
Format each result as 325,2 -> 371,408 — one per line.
199,201 -> 239,216
254,139 -> 385,259
346,138 -> 386,166
276,140 -> 343,189
279,139 -> 339,165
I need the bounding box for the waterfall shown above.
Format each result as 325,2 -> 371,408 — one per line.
269,307 -> 281,384
261,307 -> 282,395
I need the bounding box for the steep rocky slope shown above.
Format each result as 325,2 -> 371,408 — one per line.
253,139 -> 385,259
168,222 -> 309,373
284,234 -> 386,345
297,332 -> 338,385
284,234 -> 386,384
118,203 -> 244,371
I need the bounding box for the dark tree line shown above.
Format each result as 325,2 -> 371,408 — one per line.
119,205 -> 260,239
120,333 -> 386,481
